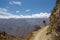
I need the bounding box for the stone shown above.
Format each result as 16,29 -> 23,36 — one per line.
47,0 -> 60,40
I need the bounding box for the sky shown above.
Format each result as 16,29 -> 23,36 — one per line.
0,0 -> 56,19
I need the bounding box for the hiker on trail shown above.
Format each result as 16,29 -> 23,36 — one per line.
43,20 -> 46,26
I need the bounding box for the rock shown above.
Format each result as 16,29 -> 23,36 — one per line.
0,31 -> 22,40
47,0 -> 60,40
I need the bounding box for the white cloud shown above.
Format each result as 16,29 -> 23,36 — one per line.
9,1 -> 22,6
0,8 -> 13,16
0,8 -> 8,12
31,12 -> 50,18
25,9 -> 30,12
16,11 -> 20,13
0,8 -> 51,19
0,12 -> 50,19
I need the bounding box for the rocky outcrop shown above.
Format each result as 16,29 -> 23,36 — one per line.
0,32 -> 22,40
47,0 -> 60,40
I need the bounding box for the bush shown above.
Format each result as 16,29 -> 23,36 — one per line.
34,25 -> 41,31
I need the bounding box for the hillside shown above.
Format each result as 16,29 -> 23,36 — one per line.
0,26 -> 49,40
47,0 -> 60,40
0,18 -> 49,37
29,26 -> 51,40
0,32 -> 22,40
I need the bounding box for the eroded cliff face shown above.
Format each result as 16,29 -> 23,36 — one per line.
47,0 -> 60,40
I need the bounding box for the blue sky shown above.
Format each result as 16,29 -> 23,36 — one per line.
0,0 -> 56,18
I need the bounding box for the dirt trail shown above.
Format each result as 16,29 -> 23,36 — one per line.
30,26 -> 49,40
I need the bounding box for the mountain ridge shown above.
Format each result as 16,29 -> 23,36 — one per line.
0,18 -> 49,37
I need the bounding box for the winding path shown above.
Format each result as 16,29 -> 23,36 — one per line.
30,26 -> 49,40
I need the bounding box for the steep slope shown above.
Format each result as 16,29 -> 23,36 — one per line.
0,32 -> 22,40
47,0 -> 60,40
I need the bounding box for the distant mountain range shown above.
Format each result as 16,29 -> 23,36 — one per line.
0,18 -> 49,37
